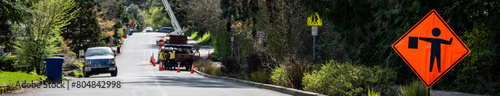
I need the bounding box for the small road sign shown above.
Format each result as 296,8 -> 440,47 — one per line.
122,34 -> 127,39
307,12 -> 322,26
392,9 -> 470,88
257,31 -> 264,45
311,26 -> 318,36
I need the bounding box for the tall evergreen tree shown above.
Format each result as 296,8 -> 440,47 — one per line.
62,1 -> 103,53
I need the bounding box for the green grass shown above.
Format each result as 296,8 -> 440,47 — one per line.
189,31 -> 211,44
73,70 -> 83,78
399,80 -> 428,96
189,31 -> 201,41
0,72 -> 46,86
200,32 -> 210,43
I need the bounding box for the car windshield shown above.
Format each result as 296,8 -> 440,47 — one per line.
85,48 -> 113,57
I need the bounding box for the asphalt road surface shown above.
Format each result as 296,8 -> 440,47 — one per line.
4,32 -> 287,96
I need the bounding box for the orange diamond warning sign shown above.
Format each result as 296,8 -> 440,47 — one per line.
392,9 -> 470,88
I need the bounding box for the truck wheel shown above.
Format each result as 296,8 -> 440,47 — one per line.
84,72 -> 90,77
111,69 -> 118,77
83,67 -> 90,77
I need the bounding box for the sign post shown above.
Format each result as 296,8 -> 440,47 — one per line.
231,36 -> 234,56
307,12 -> 322,61
392,9 -> 470,95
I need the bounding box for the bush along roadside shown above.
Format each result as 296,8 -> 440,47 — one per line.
399,80 -> 428,96
0,71 -> 46,94
195,59 -> 225,76
270,56 -> 311,89
302,60 -> 397,96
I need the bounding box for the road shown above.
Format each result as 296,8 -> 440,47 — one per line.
4,32 -> 287,96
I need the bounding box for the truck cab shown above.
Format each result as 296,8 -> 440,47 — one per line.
82,47 -> 118,77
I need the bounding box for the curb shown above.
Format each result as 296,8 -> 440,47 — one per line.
0,80 -> 46,94
193,69 -> 326,96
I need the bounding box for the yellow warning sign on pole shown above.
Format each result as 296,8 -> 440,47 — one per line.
307,12 -> 322,26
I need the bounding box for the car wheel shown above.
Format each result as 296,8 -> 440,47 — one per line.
111,68 -> 118,77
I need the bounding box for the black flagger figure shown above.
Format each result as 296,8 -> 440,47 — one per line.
418,28 -> 453,72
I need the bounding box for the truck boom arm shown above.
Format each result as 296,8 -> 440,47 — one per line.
161,0 -> 182,35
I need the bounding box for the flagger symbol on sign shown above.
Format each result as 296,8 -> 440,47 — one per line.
408,28 -> 453,72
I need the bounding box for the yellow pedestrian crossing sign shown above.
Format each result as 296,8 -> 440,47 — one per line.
307,12 -> 322,26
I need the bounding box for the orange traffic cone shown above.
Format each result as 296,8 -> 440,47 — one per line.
208,52 -> 210,57
190,63 -> 194,74
198,53 -> 200,57
150,55 -> 153,64
159,61 -> 163,71
151,53 -> 155,66
177,62 -> 181,73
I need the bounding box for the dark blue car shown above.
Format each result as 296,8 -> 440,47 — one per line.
155,27 -> 173,32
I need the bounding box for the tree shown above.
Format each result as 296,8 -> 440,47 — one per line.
0,0 -> 29,52
143,6 -> 171,29
177,0 -> 221,33
12,0 -> 77,74
125,4 -> 142,26
62,0 -> 104,53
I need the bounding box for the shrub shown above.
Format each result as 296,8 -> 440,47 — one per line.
399,80 -> 428,96
73,70 -> 83,78
247,52 -> 263,72
195,59 -> 224,76
246,52 -> 277,72
64,60 -> 83,70
235,73 -> 250,81
270,65 -> 292,87
0,54 -> 17,71
205,65 -> 224,76
250,70 -> 269,83
221,56 -> 239,74
270,56 -> 310,89
302,60 -> 397,96
284,56 -> 310,89
195,59 -> 212,71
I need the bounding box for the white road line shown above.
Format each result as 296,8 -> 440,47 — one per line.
150,65 -> 168,96
149,34 -> 168,96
